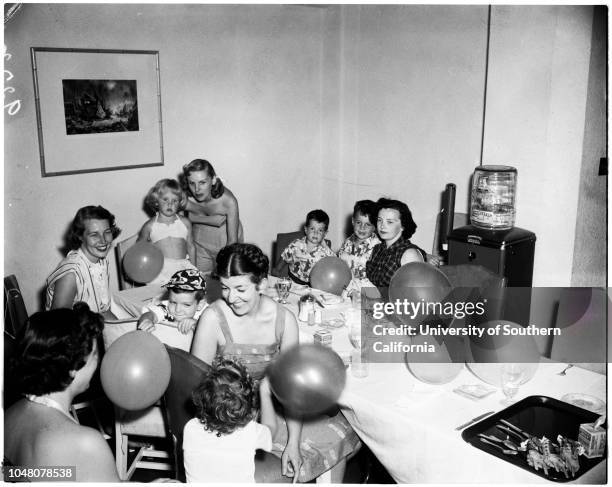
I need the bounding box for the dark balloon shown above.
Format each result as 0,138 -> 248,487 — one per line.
123,242 -> 164,284
388,262 -> 452,326
310,257 -> 352,296
267,344 -> 346,417
101,331 -> 171,410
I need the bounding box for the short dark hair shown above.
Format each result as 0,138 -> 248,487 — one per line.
306,209 -> 329,230
192,358 -> 258,437
215,243 -> 269,285
182,159 -> 225,199
11,303 -> 104,396
353,200 -> 377,226
376,198 -> 417,239
66,206 -> 121,250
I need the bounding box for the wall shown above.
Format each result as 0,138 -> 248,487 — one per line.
4,5 -> 602,312
483,5 -> 595,287
323,5 -> 489,252
571,6 -> 607,287
4,4 -> 326,310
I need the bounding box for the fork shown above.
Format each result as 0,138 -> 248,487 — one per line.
557,364 -> 574,376
478,437 -> 519,455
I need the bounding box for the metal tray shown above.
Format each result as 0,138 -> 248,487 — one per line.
461,395 -> 605,482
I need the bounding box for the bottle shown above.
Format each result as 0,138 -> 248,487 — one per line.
470,165 -> 517,230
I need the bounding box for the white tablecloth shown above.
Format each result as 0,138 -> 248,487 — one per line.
117,278 -> 607,484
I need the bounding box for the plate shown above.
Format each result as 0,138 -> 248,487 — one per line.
561,393 -> 606,415
461,395 -> 604,482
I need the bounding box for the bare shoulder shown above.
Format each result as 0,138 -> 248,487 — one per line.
400,247 -> 424,265
179,215 -> 192,228
220,187 -> 239,207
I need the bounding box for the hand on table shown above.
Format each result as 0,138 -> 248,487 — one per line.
177,318 -> 197,334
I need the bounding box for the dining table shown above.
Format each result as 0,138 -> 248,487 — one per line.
112,277 -> 607,484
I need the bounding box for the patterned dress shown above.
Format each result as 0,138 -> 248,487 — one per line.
281,237 -> 336,284
366,237 -> 426,288
210,301 -> 361,482
338,234 -> 381,280
45,249 -> 111,312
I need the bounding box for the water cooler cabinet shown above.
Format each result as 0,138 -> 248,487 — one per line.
447,225 -> 536,326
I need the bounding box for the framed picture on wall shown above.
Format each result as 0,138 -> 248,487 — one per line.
31,48 -> 164,177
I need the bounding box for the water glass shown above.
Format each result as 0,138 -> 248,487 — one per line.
500,363 -> 524,405
275,277 -> 291,304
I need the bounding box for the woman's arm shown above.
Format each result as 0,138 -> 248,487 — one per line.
181,217 -> 197,263
190,307 -> 221,365
400,248 -> 425,266
185,200 -> 227,227
258,377 -> 278,439
278,310 -> 303,480
72,428 -> 121,481
223,192 -> 240,244
50,273 -> 77,309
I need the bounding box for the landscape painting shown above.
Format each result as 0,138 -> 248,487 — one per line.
62,79 -> 139,135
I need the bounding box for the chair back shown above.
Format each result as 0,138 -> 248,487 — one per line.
115,234 -> 140,290
4,275 -> 28,338
271,231 -> 332,278
163,345 -> 211,482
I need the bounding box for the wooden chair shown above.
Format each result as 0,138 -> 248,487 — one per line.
113,404 -> 172,480
115,234 -> 140,290
163,345 -> 290,483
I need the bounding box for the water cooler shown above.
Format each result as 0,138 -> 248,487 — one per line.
446,166 -> 536,326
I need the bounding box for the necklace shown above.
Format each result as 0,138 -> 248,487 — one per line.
25,394 -> 77,423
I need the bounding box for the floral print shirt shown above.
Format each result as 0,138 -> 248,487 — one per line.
337,233 -> 381,279
281,236 -> 336,283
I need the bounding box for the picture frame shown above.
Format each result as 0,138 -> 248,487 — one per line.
31,48 -> 164,177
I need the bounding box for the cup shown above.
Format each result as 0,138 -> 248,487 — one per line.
351,348 -> 369,378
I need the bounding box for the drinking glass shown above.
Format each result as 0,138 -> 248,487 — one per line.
275,277 -> 291,304
500,363 -> 524,405
346,309 -> 368,377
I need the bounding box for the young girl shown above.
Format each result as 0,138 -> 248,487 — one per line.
183,358 -> 278,483
182,159 -> 244,273
338,200 -> 381,281
137,178 -> 197,285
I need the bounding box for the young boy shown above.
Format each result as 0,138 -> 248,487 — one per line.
137,268 -> 206,351
183,358 -> 278,483
281,209 -> 335,285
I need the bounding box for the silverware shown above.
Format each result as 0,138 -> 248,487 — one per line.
478,433 -> 518,451
499,419 -> 530,438
478,437 -> 519,455
557,364 -> 574,376
455,410 -> 495,431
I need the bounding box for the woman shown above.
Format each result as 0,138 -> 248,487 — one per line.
182,159 -> 244,273
191,243 -> 359,482
4,304 -> 120,481
45,205 -> 121,318
366,197 -> 426,288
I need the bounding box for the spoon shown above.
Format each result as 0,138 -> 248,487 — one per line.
478,437 -> 519,455
557,364 -> 574,376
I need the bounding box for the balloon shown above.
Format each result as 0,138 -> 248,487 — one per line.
466,320 -> 540,386
101,331 -> 171,410
123,242 -> 164,284
404,334 -> 464,385
310,257 -> 352,296
388,262 -> 452,327
267,344 -> 346,417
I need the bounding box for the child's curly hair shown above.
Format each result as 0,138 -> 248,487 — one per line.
192,357 -> 259,437
144,179 -> 188,214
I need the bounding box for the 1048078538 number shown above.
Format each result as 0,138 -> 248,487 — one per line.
2,465 -> 76,482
